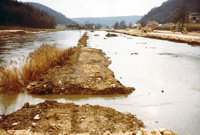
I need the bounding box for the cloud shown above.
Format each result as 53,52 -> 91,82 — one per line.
19,0 -> 167,18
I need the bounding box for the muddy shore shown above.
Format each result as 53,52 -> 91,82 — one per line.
0,101 -> 179,135
113,29 -> 200,46
26,32 -> 134,95
0,26 -> 64,38
0,101 -> 144,135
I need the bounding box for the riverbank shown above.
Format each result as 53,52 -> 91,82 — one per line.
0,101 -> 179,135
0,32 -> 134,94
26,32 -> 134,95
113,29 -> 200,46
0,26 -> 67,38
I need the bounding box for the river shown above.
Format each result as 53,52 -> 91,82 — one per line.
0,30 -> 200,135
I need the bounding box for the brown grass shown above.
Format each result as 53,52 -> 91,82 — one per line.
78,32 -> 88,47
0,44 -> 79,93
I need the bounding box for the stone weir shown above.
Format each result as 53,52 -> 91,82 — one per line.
27,32 -> 135,95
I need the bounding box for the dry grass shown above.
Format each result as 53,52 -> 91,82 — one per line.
0,44 -> 79,93
78,32 -> 88,47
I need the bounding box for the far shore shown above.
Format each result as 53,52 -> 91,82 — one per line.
0,25 -> 69,38
112,29 -> 200,46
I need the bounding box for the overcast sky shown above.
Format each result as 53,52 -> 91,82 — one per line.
19,0 -> 167,18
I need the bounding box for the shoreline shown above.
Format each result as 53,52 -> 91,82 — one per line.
26,32 -> 135,95
112,29 -> 200,46
0,101 -> 179,135
0,26 -> 68,38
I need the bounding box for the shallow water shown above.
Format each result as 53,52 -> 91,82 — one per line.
0,30 -> 84,65
0,31 -> 200,135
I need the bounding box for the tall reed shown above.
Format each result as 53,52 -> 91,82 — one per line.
0,44 -> 77,93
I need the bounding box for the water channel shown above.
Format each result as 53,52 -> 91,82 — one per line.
0,30 -> 200,135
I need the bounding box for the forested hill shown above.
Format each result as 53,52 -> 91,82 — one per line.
72,16 -> 142,26
27,2 -> 77,25
138,0 -> 200,25
0,0 -> 56,28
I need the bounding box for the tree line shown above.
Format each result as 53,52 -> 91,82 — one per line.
113,20 -> 133,29
0,0 -> 56,28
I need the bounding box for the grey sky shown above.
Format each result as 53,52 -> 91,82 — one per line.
19,0 -> 167,18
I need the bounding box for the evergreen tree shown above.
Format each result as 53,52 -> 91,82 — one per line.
0,0 -> 56,28
119,20 -> 126,29
114,22 -> 119,29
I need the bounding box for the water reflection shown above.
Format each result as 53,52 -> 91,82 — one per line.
0,93 -> 19,115
0,92 -> 128,116
88,31 -> 200,135
31,94 -> 128,101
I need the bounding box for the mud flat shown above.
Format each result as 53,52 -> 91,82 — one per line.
114,29 -> 200,46
26,33 -> 134,95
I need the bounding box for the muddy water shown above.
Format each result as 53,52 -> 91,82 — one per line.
88,31 -> 200,135
0,31 -> 200,135
0,30 -> 83,65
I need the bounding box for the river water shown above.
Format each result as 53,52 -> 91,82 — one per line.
0,30 -> 200,135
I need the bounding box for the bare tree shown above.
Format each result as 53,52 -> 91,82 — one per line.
171,4 -> 188,27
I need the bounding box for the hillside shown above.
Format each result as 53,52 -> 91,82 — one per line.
138,0 -> 200,25
27,2 -> 77,25
0,0 -> 56,28
72,16 -> 142,26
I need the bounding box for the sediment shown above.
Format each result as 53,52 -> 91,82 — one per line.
0,101 -> 144,135
0,101 -> 179,135
26,32 -> 135,95
113,29 -> 200,46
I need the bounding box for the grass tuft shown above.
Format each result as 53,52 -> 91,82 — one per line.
0,44 -> 79,93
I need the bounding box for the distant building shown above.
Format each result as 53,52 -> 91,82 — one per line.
84,24 -> 95,30
187,12 -> 200,23
67,24 -> 79,29
132,23 -> 141,29
146,20 -> 159,29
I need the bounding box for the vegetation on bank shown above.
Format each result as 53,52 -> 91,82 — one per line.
0,0 -> 56,28
0,45 -> 80,93
27,2 -> 77,25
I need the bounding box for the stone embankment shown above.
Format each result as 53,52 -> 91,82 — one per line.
114,29 -> 200,46
26,32 -> 135,94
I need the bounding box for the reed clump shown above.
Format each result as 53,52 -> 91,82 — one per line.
0,44 -> 79,93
